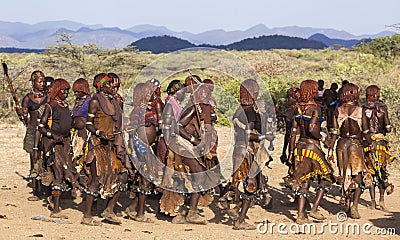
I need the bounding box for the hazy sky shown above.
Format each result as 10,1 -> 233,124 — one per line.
3,0 -> 399,35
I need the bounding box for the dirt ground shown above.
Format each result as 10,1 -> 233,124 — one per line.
0,124 -> 399,240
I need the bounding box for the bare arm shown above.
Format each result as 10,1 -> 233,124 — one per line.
382,106 -> 392,133
38,104 -> 61,141
85,98 -> 110,140
178,106 -> 199,144
288,117 -> 298,164
308,107 -> 324,141
162,104 -> 175,145
362,108 -> 372,145
156,102 -> 164,133
329,109 -> 339,148
21,95 -> 29,125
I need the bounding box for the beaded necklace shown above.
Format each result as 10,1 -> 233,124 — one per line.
30,90 -> 44,98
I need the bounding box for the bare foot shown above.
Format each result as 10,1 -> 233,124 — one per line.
27,196 -> 40,201
233,221 -> 256,230
50,211 -> 68,219
81,217 -> 101,226
379,201 -> 390,212
309,210 -> 326,221
368,201 -> 377,210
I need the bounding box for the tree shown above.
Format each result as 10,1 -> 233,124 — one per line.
44,33 -> 125,78
353,34 -> 400,62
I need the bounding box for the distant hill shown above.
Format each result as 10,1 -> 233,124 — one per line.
224,35 -> 326,50
308,33 -> 364,48
130,36 -> 195,53
130,35 -> 327,53
0,47 -> 44,53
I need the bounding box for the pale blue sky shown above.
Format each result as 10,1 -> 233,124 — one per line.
3,0 -> 399,35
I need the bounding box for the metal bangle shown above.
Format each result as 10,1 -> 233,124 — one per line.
46,131 -> 52,137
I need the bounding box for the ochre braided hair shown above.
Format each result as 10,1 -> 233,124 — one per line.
72,78 -> 90,95
240,79 -> 259,105
49,78 -> 70,100
299,80 -> 318,103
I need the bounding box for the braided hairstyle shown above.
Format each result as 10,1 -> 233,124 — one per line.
240,79 -> 259,105
299,80 -> 318,103
72,78 -> 90,96
49,78 -> 70,100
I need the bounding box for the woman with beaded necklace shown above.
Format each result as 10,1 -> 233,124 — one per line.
286,79 -> 334,224
21,70 -> 47,201
38,78 -> 81,219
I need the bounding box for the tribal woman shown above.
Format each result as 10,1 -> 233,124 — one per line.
281,87 -> 301,173
21,71 -> 47,201
82,73 -> 128,225
331,83 -> 372,219
71,78 -> 91,171
286,79 -> 334,224
362,85 -> 395,212
230,79 -> 272,230
159,80 -> 191,223
38,78 -> 81,218
125,82 -> 159,223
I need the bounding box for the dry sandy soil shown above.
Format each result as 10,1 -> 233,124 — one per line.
0,124 -> 399,240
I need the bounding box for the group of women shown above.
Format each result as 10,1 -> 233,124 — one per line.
18,71 -> 395,229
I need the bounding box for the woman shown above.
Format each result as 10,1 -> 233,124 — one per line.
125,82 -> 159,223
286,80 -> 334,224
331,83 -> 372,219
21,71 -> 47,201
39,78 -> 80,218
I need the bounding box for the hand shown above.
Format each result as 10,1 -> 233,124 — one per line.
195,142 -> 206,156
99,131 -> 112,140
53,133 -> 63,142
15,107 -> 25,123
287,153 -> 293,165
124,157 -> 135,178
265,133 -> 275,142
280,154 -> 287,164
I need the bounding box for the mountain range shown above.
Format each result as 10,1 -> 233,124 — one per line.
0,20 -> 395,49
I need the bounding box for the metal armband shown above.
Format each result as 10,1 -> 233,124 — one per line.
330,128 -> 339,135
